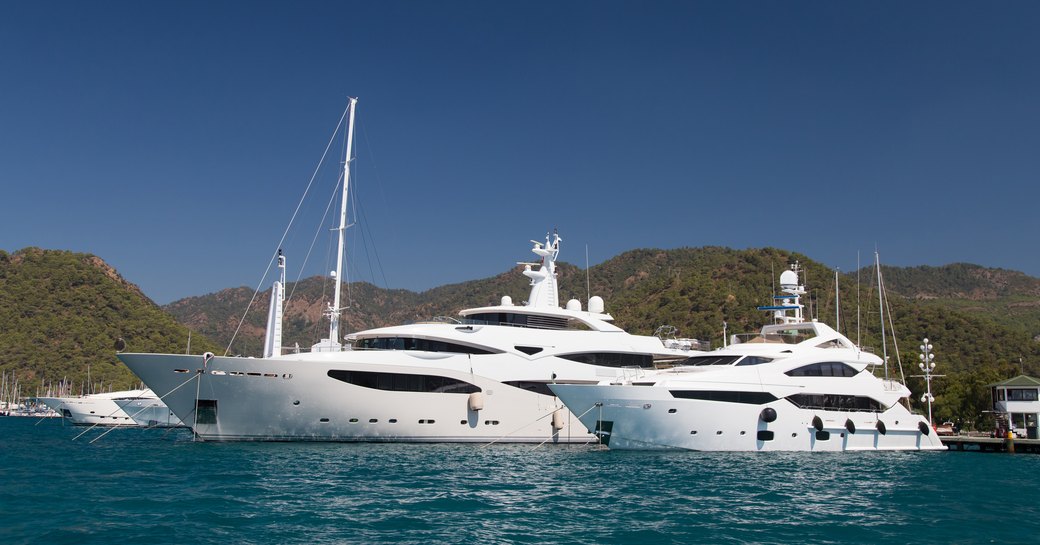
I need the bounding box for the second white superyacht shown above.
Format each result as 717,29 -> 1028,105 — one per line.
550,264 -> 947,451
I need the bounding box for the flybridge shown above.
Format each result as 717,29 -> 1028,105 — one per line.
457,231 -> 624,333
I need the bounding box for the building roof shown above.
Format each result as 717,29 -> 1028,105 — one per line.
987,375 -> 1040,388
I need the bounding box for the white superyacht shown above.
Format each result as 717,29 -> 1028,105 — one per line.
38,389 -> 152,427
118,98 -> 702,442
550,265 -> 946,451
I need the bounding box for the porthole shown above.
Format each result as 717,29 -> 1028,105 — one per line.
369,419 -> 378,423
690,430 -> 698,435
740,431 -> 746,435
389,419 -> 398,424
668,408 -> 677,414
792,433 -> 797,437
460,420 -> 467,425
292,400 -> 300,406
320,418 -> 330,423
349,418 -> 359,423
716,431 -> 723,435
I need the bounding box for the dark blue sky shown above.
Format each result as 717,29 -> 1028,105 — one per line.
3,2 -> 1039,304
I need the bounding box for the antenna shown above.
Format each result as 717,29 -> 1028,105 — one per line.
585,244 -> 591,305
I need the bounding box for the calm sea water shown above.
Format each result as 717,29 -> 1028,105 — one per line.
2,417 -> 1038,545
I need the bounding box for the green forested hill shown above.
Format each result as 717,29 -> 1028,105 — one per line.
0,248 -> 220,394
876,263 -> 1040,338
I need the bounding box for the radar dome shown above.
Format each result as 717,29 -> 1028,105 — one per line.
779,270 -> 799,289
566,299 -> 582,311
588,296 -> 605,314
501,296 -> 513,306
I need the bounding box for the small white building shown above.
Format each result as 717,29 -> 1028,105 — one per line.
989,375 -> 1040,439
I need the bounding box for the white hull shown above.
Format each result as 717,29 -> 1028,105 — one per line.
120,351 -> 604,443
550,383 -> 946,451
114,397 -> 184,428
38,390 -> 149,427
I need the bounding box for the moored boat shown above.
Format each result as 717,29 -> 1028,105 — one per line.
550,264 -> 946,451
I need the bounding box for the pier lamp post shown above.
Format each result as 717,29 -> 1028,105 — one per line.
917,338 -> 938,427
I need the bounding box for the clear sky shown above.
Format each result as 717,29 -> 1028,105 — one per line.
2,1 -> 1039,304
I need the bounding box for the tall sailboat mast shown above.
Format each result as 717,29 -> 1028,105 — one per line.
876,250 -> 888,380
329,97 -> 358,347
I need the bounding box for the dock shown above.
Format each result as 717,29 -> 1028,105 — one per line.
941,435 -> 1040,453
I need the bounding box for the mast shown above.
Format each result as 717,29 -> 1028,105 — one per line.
834,268 -> 840,330
876,250 -> 888,380
328,97 -> 358,347
263,250 -> 286,358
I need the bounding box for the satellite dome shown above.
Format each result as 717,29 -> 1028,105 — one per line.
779,269 -> 799,289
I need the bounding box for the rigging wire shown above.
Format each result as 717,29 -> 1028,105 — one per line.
880,266 -> 907,384
223,105 -> 350,356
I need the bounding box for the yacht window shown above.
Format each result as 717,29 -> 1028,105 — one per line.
816,339 -> 848,349
677,355 -> 741,366
503,381 -> 555,397
735,356 -> 774,366
785,362 -> 858,377
328,370 -> 481,394
465,312 -> 572,330
669,390 -> 778,405
786,393 -> 882,412
516,346 -> 544,355
559,352 -> 653,368
353,336 -> 495,355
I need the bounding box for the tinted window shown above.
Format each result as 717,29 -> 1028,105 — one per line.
669,390 -> 778,405
677,355 -> 741,367
559,352 -> 653,368
328,370 -> 480,394
503,381 -> 555,397
785,362 -> 858,377
466,313 -> 570,330
736,356 -> 774,366
354,336 -> 494,355
786,393 -> 882,412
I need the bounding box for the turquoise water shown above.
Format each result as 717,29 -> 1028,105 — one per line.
2,417 -> 1038,545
